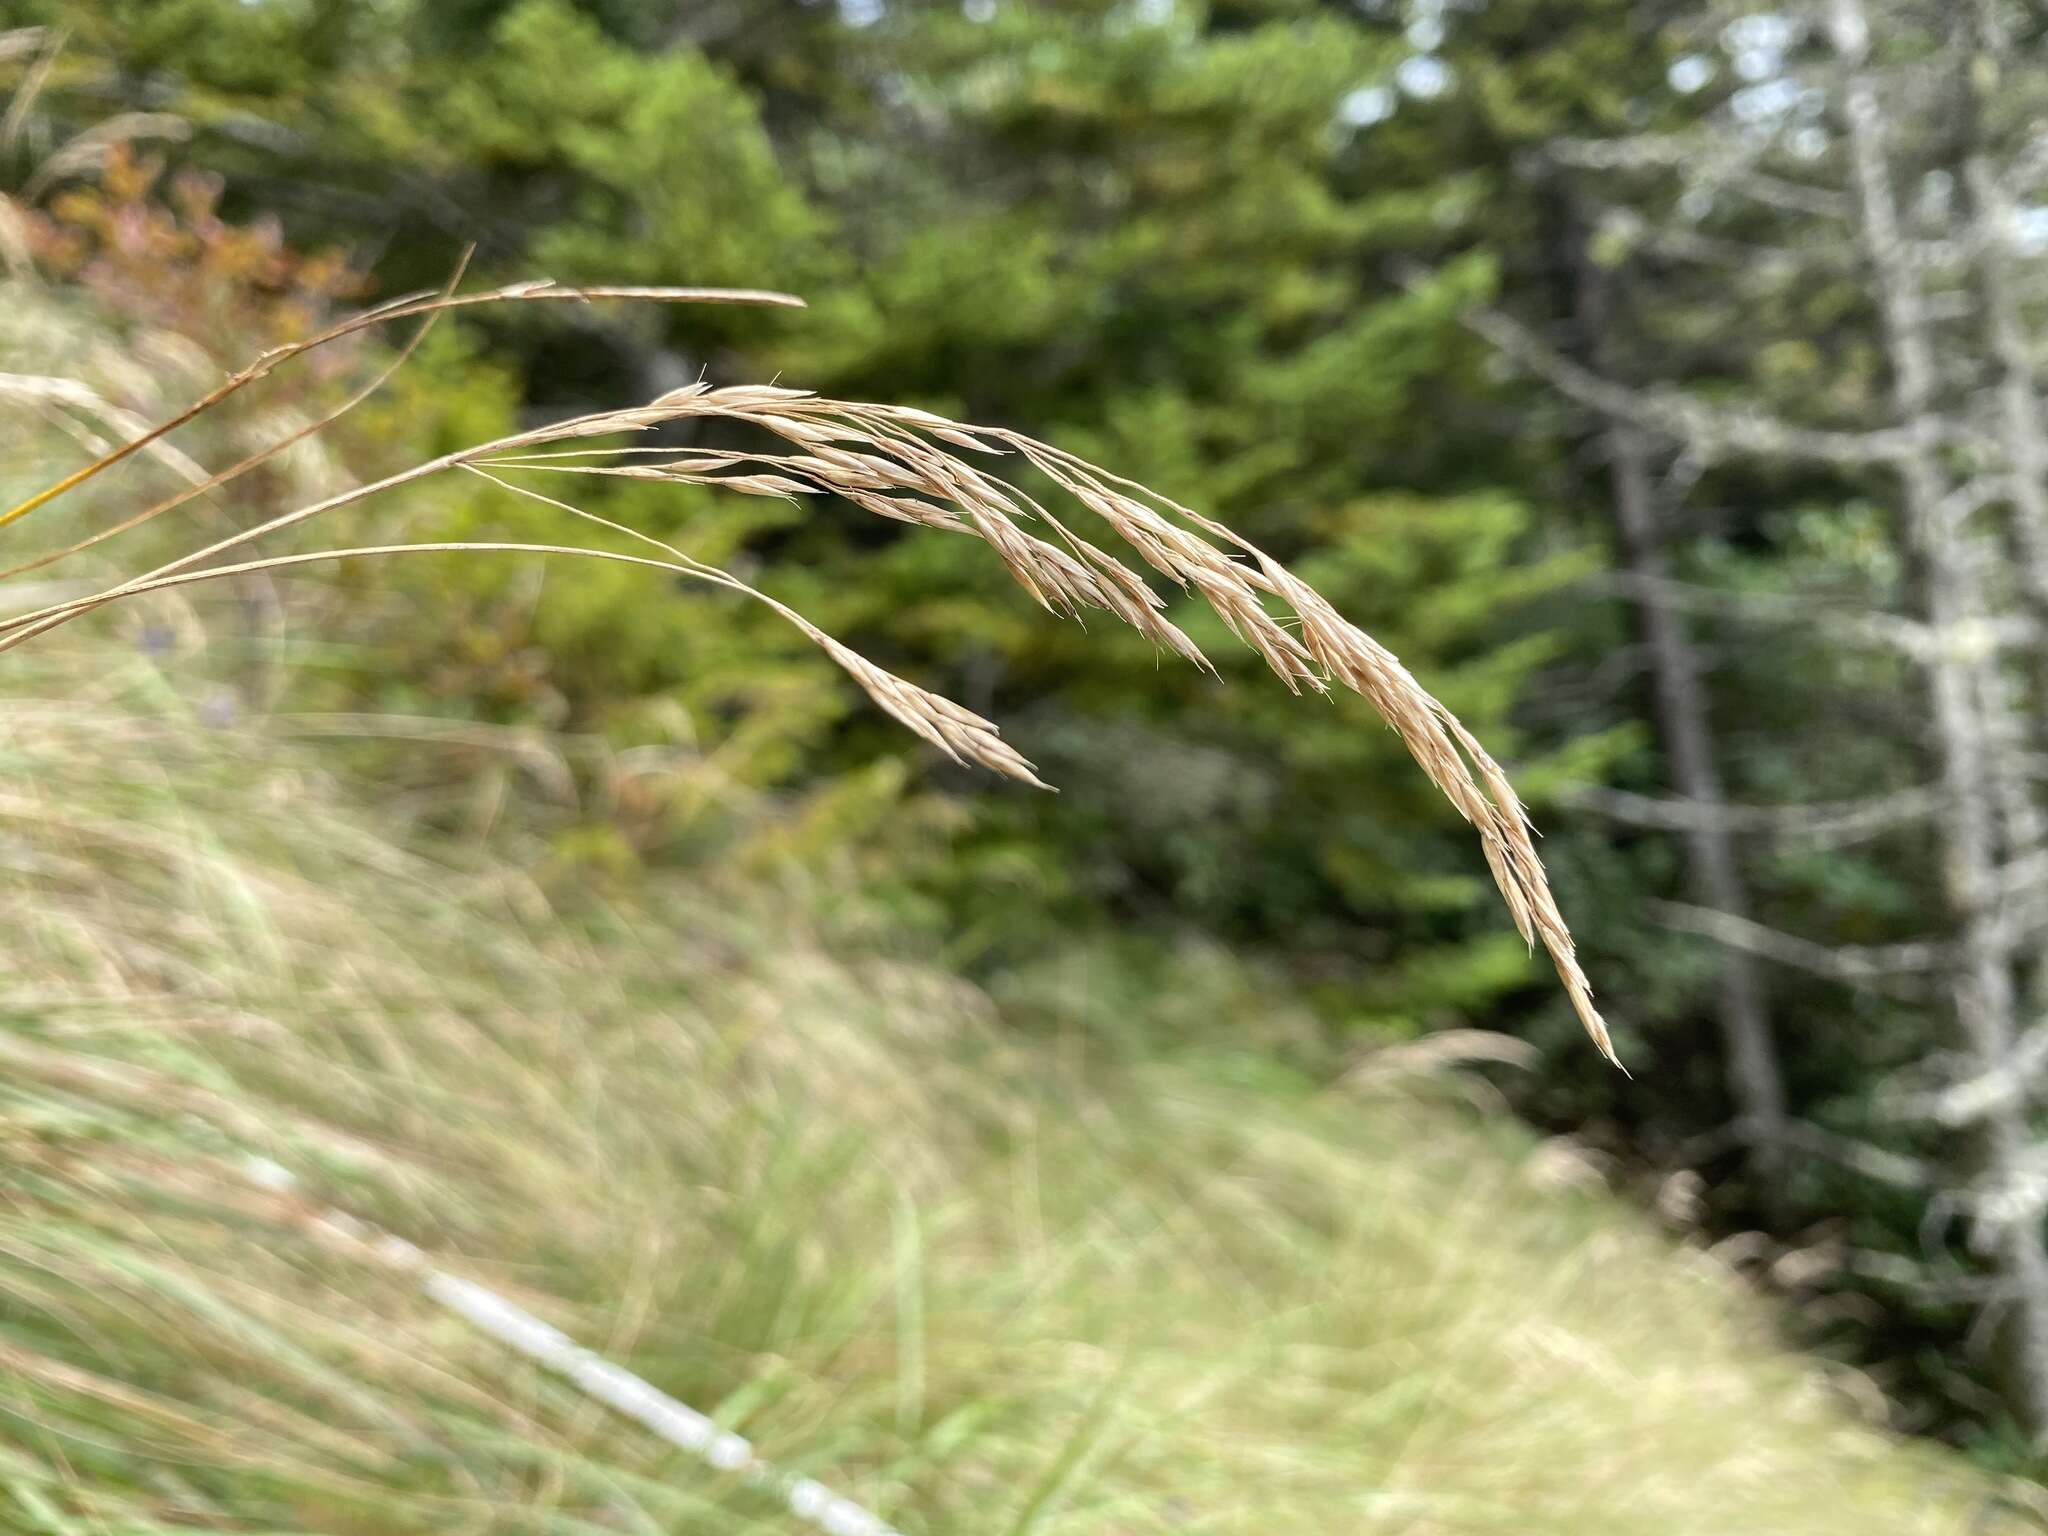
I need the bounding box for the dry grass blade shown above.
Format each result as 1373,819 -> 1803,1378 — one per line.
0,297 -> 1613,1065
0,251 -> 476,582
0,28 -> 51,67
0,539 -> 1047,788
0,23 -> 61,157
0,276 -> 805,536
21,111 -> 191,200
0,371 -> 210,487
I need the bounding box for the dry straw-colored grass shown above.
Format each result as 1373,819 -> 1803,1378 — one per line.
0,276 -> 1616,1065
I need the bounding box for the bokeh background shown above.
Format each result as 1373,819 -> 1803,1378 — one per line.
2,0 -> 2046,1529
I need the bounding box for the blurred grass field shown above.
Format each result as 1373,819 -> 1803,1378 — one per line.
0,626 -> 2036,1534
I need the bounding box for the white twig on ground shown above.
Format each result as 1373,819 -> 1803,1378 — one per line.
245,1160 -> 905,1536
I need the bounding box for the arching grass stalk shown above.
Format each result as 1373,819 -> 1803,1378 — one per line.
0,281 -> 1619,1066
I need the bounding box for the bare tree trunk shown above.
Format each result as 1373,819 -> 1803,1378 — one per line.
1961,0 -> 2048,658
1572,247 -> 1787,1160
1831,0 -> 2048,1440
1963,177 -> 2048,657
1957,0 -> 2048,1025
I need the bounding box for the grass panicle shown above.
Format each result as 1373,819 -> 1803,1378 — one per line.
0,278 -> 1616,1064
